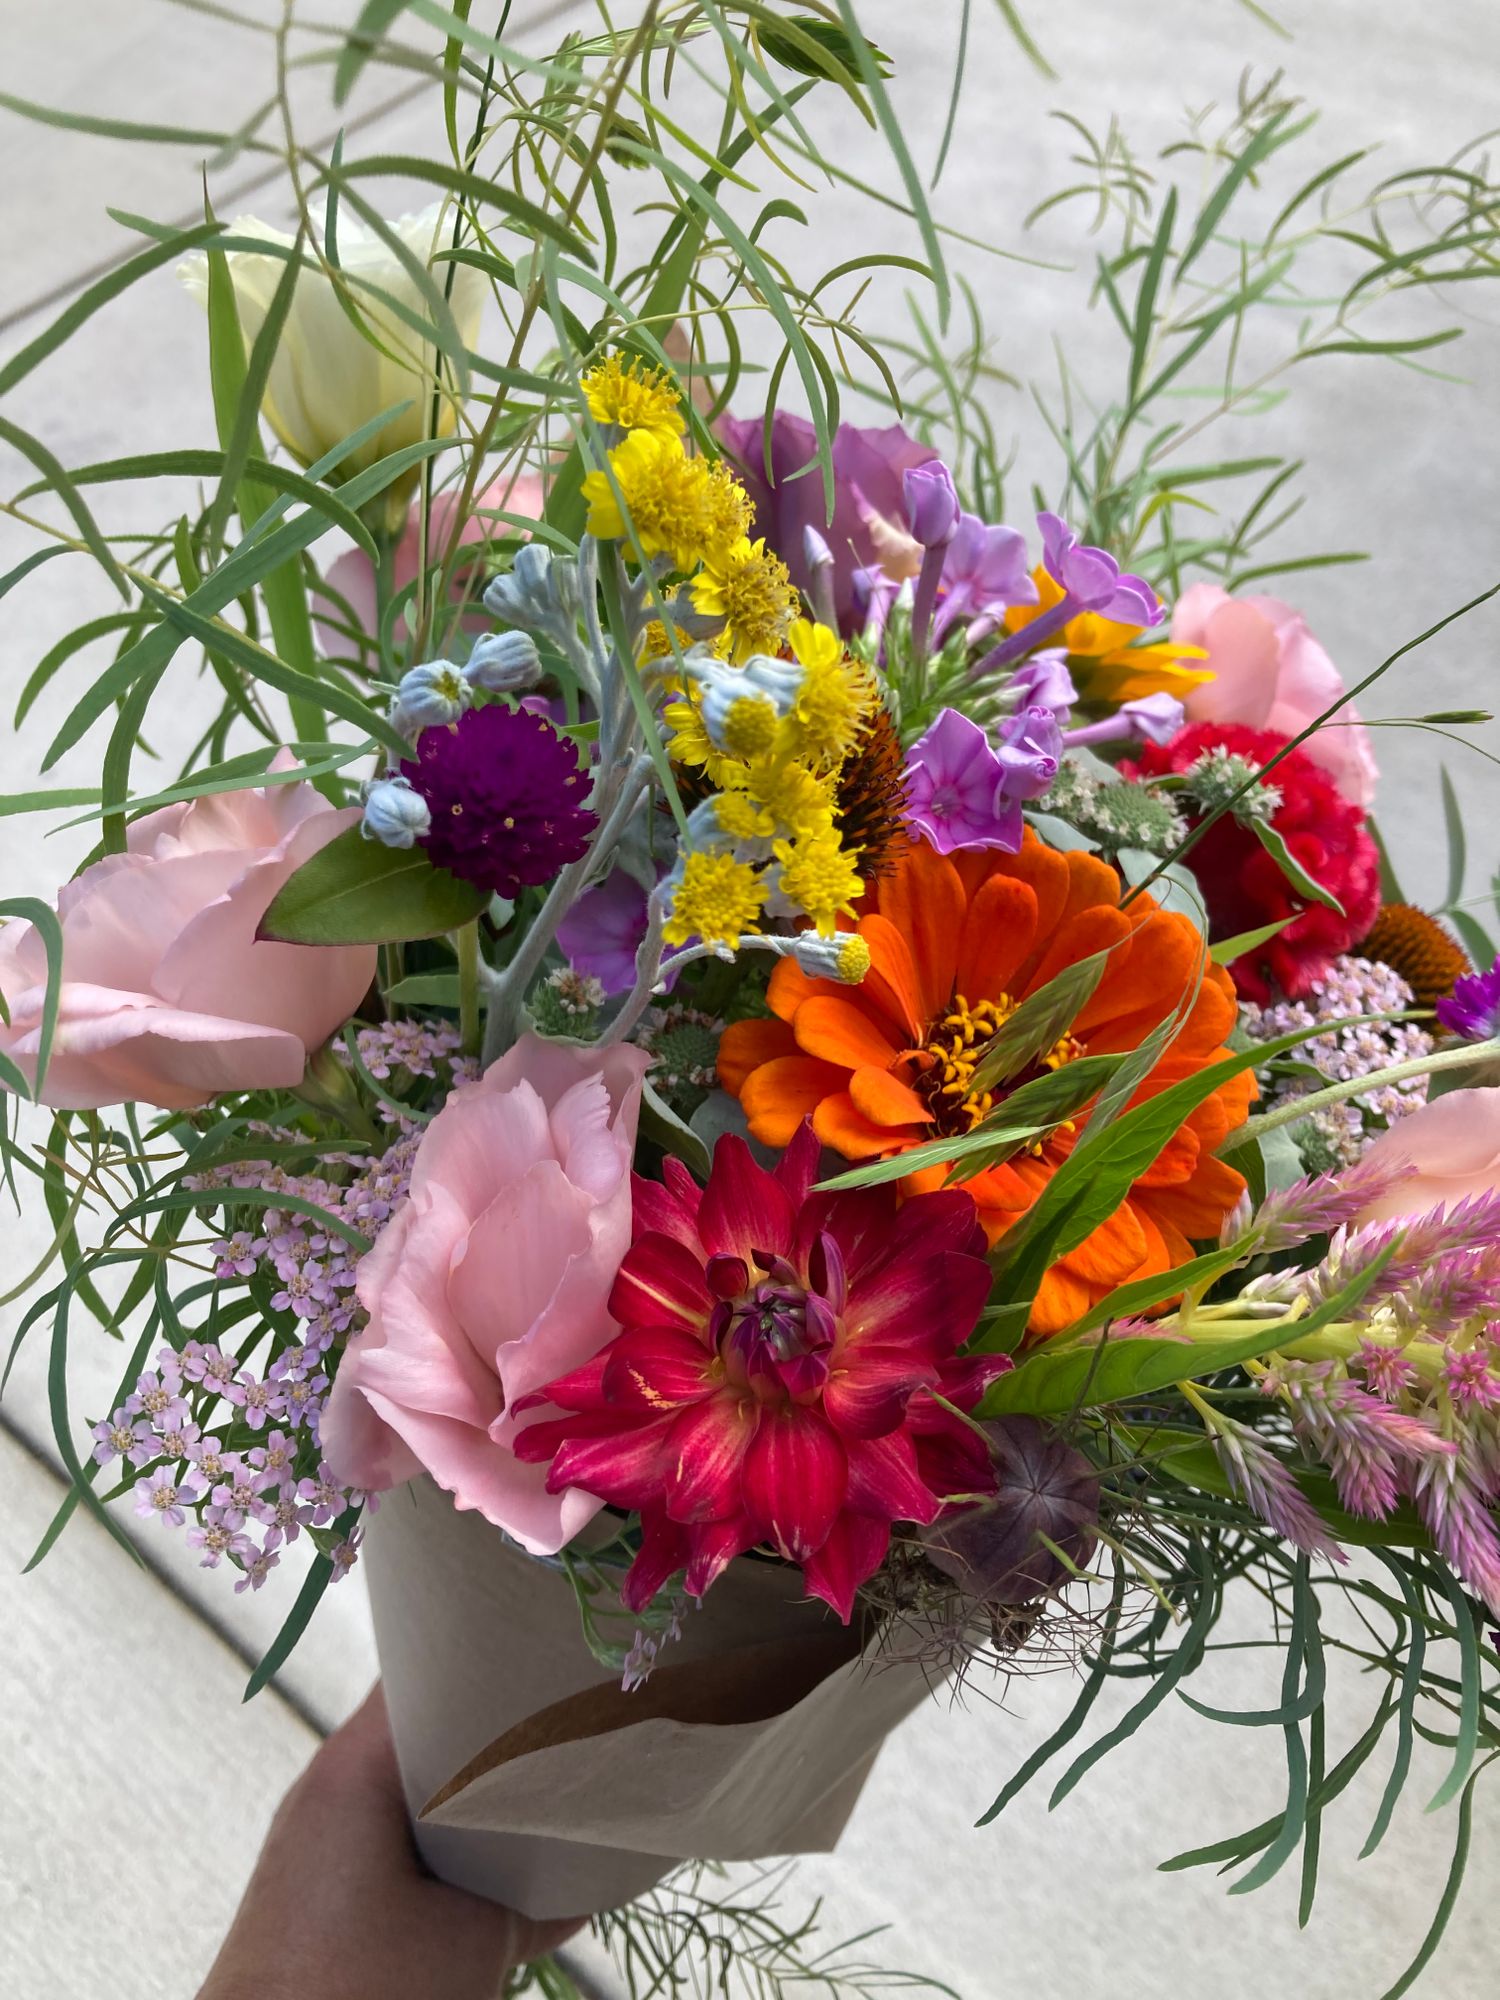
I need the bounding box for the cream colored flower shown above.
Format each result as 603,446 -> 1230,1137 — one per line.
181,204 -> 484,525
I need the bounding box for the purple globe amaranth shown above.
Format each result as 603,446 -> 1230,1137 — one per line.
1436,955 -> 1500,1042
402,702 -> 597,898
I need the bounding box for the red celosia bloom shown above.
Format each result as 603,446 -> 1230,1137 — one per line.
1128,722 -> 1381,1001
513,1123 -> 1004,1620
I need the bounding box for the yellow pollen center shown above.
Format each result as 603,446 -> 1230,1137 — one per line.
903,993 -> 1084,1140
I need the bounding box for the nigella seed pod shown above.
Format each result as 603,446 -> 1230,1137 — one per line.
923,1416 -> 1099,1607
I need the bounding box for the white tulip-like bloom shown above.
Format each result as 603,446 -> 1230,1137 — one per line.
181,204 -> 485,524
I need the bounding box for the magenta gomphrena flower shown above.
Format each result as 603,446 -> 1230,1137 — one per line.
400,703 -> 597,898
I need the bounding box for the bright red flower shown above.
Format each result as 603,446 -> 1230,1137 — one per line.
513,1123 -> 1005,1620
1127,722 -> 1381,1001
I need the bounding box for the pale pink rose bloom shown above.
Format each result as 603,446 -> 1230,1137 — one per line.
1354,1087 -> 1500,1226
315,474 -> 547,656
321,1036 -> 649,1554
1175,583 -> 1378,809
0,753 -> 373,1111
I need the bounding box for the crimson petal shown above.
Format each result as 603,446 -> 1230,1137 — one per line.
801,1513 -> 890,1623
610,1230 -> 712,1335
602,1325 -> 718,1410
663,1394 -> 759,1522
685,1516 -> 760,1598
632,1165 -> 704,1249
698,1135 -> 796,1265
843,1249 -> 991,1360
845,1429 -> 942,1525
547,1415 -> 676,1508
773,1118 -> 823,1209
623,1508 -> 690,1611
821,1347 -> 935,1440
742,1405 -> 847,1559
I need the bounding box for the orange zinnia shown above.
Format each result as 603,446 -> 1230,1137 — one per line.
718,836 -> 1255,1337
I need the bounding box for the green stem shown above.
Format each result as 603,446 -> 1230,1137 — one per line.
1223,1037 -> 1500,1153
455,919 -> 482,1058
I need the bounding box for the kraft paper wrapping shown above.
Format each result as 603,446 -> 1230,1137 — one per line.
363,1477 -> 935,1919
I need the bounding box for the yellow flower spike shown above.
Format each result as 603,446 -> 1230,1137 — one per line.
772,826 -> 864,936
663,850 -> 767,949
689,536 -> 799,665
582,429 -> 717,572
581,352 -> 686,440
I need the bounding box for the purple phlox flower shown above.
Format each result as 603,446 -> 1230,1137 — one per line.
1004,652 -> 1076,722
1061,692 -> 1185,752
186,1507 -> 254,1570
557,868 -> 651,997
903,461 -> 960,549
931,516 -> 1038,648
1209,1415 -> 1347,1560
1436,955 -> 1500,1042
716,410 -> 937,631
1411,1442 -> 1500,1615
1444,1345 -> 1500,1411
234,1547 -> 282,1594
330,1528 -> 365,1580
995,704 -> 1063,806
1253,1157 -> 1416,1252
903,709 -> 1015,855
1355,1338 -> 1420,1402
91,1412 -> 155,1469
1037,513 -> 1163,624
1264,1359 -> 1454,1520
133,1465 -> 208,1529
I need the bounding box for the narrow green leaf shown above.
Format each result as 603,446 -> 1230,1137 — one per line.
1250,817 -> 1345,915
0,897 -> 63,1093
1126,186 -> 1177,410
967,947 -> 1115,1096
1177,108 -> 1304,279
1440,765 -> 1466,910
243,1544 -> 337,1700
1211,916 -> 1294,965
1376,1770 -> 1481,2000
1361,1553 -> 1426,1857
1229,1560 -> 1313,1894
1426,1558 -> 1481,1812
0,415 -> 128,598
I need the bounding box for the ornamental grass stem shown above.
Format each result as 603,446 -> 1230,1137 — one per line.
455,918 -> 482,1057
1224,1036 -> 1500,1153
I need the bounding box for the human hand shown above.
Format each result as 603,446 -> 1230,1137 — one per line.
197,1685 -> 581,2000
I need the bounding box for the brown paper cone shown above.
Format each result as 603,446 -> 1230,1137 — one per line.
364,1476 -> 935,1919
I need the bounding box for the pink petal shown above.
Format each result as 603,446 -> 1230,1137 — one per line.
632,1163 -> 704,1248
685,1515 -> 760,1598
610,1230 -> 713,1334
548,1415 -> 677,1509
800,1513 -> 890,1622
844,1249 -> 992,1360
698,1135 -> 796,1264
742,1406 -> 847,1559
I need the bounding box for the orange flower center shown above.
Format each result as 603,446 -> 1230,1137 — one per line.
899,993 -> 1084,1141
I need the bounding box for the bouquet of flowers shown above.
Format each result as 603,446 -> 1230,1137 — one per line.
5,5 -> 1500,1992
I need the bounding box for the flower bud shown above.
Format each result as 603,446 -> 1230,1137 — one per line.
390,660 -> 470,739
465,629 -> 542,694
791,932 -> 870,985
361,775 -> 431,849
483,542 -> 580,632
903,461 -> 960,549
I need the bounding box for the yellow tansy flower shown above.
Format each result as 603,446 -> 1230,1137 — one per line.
581,352 -> 685,440
663,850 -> 767,949
1004,567 -> 1212,704
772,827 -> 863,936
582,429 -> 716,573
689,536 -> 799,665
701,459 -> 755,561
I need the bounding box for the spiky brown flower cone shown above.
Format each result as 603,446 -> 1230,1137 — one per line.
1358,902 -> 1471,1009
835,701 -> 910,881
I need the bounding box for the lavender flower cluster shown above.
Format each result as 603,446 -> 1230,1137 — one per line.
1241,953 -> 1432,1170
88,1021 -> 475,1595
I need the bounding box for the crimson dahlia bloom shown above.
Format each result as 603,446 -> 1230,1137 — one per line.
513,1124 -> 1005,1620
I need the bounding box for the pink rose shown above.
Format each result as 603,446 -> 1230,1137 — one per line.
1354,1087 -> 1500,1226
0,754 -> 373,1110
322,1035 -> 649,1553
1175,583 -> 1378,808
315,474 -> 546,656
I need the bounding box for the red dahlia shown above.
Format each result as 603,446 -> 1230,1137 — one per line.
1128,722 -> 1381,1002
514,1123 -> 1006,1620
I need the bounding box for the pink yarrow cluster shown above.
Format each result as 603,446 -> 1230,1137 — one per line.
91,1021 -> 474,1594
